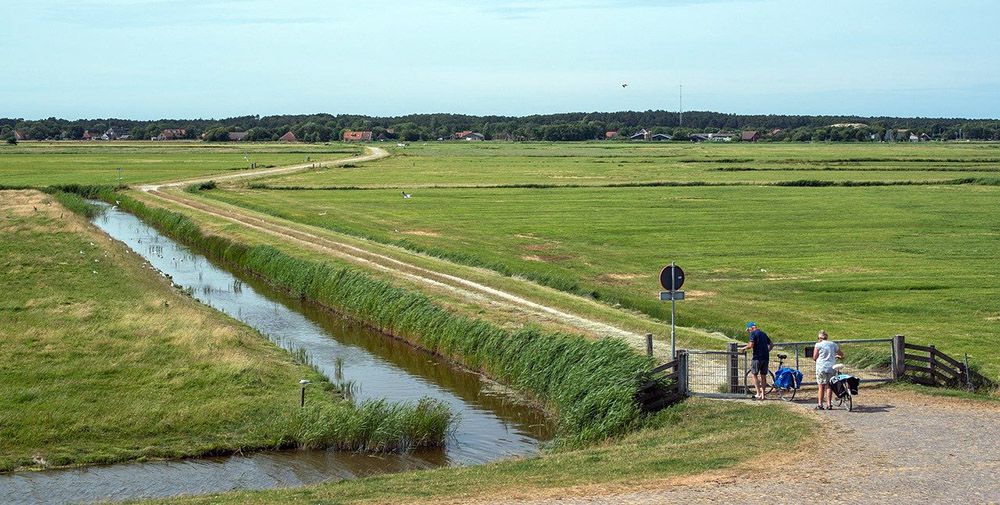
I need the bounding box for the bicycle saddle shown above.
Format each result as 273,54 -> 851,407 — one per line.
777,353 -> 787,359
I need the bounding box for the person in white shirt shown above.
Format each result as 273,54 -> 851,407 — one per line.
812,330 -> 843,410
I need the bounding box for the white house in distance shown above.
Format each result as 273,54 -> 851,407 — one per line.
690,132 -> 735,142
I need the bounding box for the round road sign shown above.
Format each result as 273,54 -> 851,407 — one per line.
659,265 -> 685,291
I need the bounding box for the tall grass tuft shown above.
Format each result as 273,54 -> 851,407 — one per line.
294,398 -> 452,452
49,190 -> 101,218
69,185 -> 657,446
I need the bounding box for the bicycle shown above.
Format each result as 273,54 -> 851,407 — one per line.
829,363 -> 859,412
744,353 -> 801,401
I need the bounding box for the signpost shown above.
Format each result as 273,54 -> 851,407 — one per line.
659,263 -> 685,358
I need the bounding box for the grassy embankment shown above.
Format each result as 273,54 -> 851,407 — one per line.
0,141 -> 359,186
156,399 -> 812,505
210,142 -> 1000,377
75,186 -> 661,447
0,190 -> 448,472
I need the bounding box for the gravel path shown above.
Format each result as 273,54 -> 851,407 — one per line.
510,390 -> 1000,504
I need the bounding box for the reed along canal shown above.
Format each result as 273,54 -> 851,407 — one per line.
0,201 -> 552,504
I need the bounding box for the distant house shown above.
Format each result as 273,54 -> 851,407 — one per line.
154,128 -> 187,141
920,133 -> 932,142
14,130 -> 27,141
829,123 -> 867,128
690,132 -> 735,142
770,128 -> 783,136
227,131 -> 249,142
650,133 -> 672,141
741,131 -> 761,142
342,130 -> 372,142
102,126 -> 129,141
279,131 -> 298,142
629,128 -> 651,141
453,130 -> 485,141
605,130 -> 619,139
82,130 -> 97,140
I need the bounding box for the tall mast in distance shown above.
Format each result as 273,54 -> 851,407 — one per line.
679,84 -> 683,127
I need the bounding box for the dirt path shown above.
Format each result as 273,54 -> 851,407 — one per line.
136,147 -> 725,354
506,390 -> 1000,504
139,146 -> 390,191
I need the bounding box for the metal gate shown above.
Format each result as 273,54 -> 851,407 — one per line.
683,348 -> 745,398
681,337 -> 899,398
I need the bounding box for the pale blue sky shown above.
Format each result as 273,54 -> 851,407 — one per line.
4,0 -> 999,119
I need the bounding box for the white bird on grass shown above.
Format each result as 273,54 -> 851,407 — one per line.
401,191 -> 412,199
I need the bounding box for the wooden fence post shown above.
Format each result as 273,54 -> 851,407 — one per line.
928,344 -> 937,385
677,350 -> 689,396
892,335 -> 906,380
646,333 -> 653,358
727,342 -> 739,394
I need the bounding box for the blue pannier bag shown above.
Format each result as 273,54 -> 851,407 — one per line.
774,367 -> 803,389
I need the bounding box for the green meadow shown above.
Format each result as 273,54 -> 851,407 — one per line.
200,142 -> 1000,377
0,141 -> 359,186
255,141 -> 1000,188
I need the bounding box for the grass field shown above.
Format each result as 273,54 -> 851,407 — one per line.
0,141 -> 359,186
254,142 -> 1000,188
198,142 -> 1000,378
155,399 -> 811,504
0,190 -> 447,471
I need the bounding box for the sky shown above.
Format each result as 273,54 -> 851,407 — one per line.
3,0 -> 1000,120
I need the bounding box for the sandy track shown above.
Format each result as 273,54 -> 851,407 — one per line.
140,146 -> 390,191
503,390 -> 1000,504
138,147 -> 682,353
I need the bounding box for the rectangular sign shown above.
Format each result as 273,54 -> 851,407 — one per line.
659,291 -> 685,301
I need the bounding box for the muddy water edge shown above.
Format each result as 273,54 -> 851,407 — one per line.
0,201 -> 553,504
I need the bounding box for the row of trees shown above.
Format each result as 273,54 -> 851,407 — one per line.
3,111 -> 1000,142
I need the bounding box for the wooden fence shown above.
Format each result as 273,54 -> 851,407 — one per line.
899,337 -> 989,389
635,351 -> 688,412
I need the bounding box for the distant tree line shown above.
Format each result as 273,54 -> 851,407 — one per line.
2,111 -> 999,142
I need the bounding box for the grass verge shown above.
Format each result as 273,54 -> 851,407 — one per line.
153,399 -> 813,504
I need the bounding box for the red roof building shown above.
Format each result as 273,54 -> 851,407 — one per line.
605,130 -> 619,139
342,130 -> 372,142
279,131 -> 298,142
154,128 -> 186,141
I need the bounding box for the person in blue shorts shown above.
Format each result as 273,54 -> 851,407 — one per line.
740,321 -> 773,400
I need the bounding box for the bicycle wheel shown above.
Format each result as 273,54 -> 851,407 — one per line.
843,390 -> 853,412
763,370 -> 776,397
778,386 -> 797,402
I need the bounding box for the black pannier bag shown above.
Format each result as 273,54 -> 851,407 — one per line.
830,374 -> 860,396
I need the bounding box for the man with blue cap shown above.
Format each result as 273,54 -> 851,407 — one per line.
740,321 -> 773,400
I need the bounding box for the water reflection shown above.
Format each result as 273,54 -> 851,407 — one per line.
0,202 -> 552,504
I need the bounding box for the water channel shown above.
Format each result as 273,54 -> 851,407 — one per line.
0,202 -> 552,504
